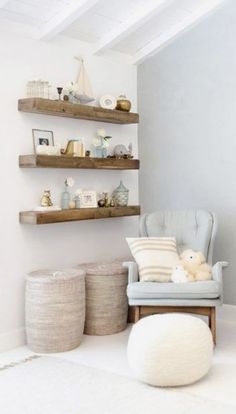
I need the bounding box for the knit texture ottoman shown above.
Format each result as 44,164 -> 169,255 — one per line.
78,261 -> 128,335
127,313 -> 213,387
25,268 -> 85,353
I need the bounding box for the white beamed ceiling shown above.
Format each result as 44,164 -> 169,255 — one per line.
0,0 -> 225,64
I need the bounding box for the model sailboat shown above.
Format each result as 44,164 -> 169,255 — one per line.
69,57 -> 94,104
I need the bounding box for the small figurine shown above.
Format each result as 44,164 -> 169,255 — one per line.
98,198 -> 105,207
113,143 -> 133,159
85,150 -> 91,157
104,192 -> 110,207
97,192 -> 110,207
41,190 -> 53,207
110,198 -> 115,207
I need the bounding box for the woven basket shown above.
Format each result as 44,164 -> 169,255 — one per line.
78,261 -> 128,335
25,268 -> 85,353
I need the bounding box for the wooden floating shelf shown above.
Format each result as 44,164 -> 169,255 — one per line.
18,98 -> 139,124
20,206 -> 140,225
19,154 -> 140,170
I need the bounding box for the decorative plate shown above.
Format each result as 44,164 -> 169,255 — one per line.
99,95 -> 116,110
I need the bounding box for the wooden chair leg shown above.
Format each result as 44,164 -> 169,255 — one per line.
209,307 -> 216,345
134,306 -> 140,323
127,306 -> 136,323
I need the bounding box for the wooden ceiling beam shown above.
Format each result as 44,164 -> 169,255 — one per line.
132,0 -> 225,65
39,0 -> 100,40
94,0 -> 174,55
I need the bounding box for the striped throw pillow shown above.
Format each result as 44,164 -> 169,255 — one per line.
126,237 -> 179,282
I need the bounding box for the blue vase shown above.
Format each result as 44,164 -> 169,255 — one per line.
61,186 -> 71,209
94,137 -> 107,158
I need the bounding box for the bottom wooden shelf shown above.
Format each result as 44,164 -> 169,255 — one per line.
19,206 -> 140,225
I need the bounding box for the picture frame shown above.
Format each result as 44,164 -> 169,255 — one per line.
32,129 -> 54,153
80,191 -> 97,208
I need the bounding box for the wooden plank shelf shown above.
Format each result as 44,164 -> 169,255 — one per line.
18,98 -> 139,124
19,154 -> 140,170
20,206 -> 140,225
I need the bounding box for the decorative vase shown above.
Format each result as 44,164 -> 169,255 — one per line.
61,186 -> 71,209
113,181 -> 129,206
94,146 -> 107,158
116,94 -> 131,112
94,137 -> 107,158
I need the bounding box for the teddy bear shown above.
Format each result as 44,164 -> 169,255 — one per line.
40,190 -> 53,207
171,265 -> 189,283
179,249 -> 212,281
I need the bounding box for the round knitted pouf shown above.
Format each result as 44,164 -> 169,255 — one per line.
78,261 -> 128,335
127,314 -> 213,387
25,268 -> 85,353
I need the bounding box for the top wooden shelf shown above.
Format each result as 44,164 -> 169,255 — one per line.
18,98 -> 139,125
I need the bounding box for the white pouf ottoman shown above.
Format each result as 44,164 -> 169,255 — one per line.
127,314 -> 213,387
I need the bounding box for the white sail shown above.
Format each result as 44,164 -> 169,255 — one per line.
72,57 -> 94,104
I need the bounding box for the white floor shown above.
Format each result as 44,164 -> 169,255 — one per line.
1,315 -> 236,410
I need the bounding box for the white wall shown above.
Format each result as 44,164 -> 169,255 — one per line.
0,29 -> 138,351
138,0 -> 236,305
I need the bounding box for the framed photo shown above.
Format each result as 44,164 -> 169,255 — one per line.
32,129 -> 54,153
80,191 -> 97,208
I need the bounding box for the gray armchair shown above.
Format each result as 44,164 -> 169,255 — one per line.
124,210 -> 228,343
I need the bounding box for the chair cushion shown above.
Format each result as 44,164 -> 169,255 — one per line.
127,280 -> 221,300
139,210 -> 213,261
126,237 -> 179,282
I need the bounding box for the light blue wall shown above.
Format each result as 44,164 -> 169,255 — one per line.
138,0 -> 236,305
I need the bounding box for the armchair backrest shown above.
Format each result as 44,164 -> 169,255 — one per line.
139,210 -> 217,265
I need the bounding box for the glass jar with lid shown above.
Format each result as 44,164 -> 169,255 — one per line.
113,181 -> 129,206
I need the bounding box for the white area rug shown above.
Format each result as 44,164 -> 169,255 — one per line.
0,356 -> 235,414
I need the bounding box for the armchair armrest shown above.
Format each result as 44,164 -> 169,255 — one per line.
212,261 -> 228,283
123,261 -> 139,283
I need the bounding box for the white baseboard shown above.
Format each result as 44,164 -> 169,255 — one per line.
217,304 -> 236,322
0,328 -> 26,352
0,305 -> 235,353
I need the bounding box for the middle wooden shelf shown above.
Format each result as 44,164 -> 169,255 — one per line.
20,206 -> 141,225
19,154 -> 139,170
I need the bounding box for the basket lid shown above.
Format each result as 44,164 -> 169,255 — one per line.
27,268 -> 85,282
78,260 -> 127,276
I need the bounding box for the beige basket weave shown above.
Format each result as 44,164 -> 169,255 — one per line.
25,268 -> 85,353
78,261 -> 128,335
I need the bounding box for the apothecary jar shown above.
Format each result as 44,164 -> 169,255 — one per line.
113,180 -> 129,206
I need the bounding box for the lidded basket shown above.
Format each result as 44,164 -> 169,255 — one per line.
25,268 -> 85,353
77,260 -> 128,335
